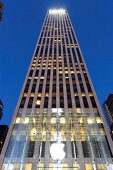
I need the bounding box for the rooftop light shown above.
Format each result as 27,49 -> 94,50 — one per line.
49,9 -> 66,15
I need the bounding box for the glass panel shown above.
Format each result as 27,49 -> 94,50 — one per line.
73,164 -> 80,170
2,109 -> 113,169
85,164 -> 93,170
49,163 -> 68,169
25,164 -> 32,170
97,164 -> 107,170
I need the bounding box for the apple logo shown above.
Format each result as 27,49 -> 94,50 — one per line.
50,142 -> 66,162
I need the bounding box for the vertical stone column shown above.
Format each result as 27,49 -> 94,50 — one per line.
32,138 -> 40,170
66,130 -> 73,169
44,131 -> 50,169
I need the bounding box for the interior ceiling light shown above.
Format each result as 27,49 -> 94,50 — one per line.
49,9 -> 66,15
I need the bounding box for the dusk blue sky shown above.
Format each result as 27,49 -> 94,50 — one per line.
0,0 -> 113,126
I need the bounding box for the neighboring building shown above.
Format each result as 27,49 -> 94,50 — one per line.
0,9 -> 113,170
0,2 -> 3,21
104,94 -> 113,139
0,100 -> 3,120
0,100 -> 9,154
0,125 -> 8,154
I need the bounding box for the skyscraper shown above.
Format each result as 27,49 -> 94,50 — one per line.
0,125 -> 8,154
103,94 -> 113,140
0,99 -> 3,120
0,9 -> 113,170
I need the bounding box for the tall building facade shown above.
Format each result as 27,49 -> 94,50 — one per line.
1,9 -> 113,170
0,125 -> 8,154
0,99 -> 3,120
103,94 -> 113,140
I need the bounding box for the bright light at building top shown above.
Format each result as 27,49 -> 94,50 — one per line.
49,9 -> 66,15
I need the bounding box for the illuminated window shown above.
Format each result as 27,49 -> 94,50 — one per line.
96,117 -> 102,123
32,118 -> 35,124
76,108 -> 82,113
15,117 -> 21,124
76,70 -> 80,74
32,64 -> 35,67
71,71 -> 74,74
64,71 -> 68,74
30,128 -> 36,136
25,164 -> 32,170
73,164 -> 80,170
85,164 -> 93,170
37,163 -> 44,169
51,117 -> 56,124
40,76 -> 44,79
59,71 -> 62,74
24,93 -> 27,97
74,93 -> 78,96
87,118 -> 93,124
60,117 -> 66,124
89,92 -> 93,97
82,93 -> 86,97
45,93 -> 49,97
24,117 -> 29,124
97,164 -> 107,170
30,93 -> 34,97
36,100 -> 41,105
38,93 -> 42,97
78,117 -> 84,124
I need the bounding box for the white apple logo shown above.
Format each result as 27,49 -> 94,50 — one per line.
50,142 -> 66,161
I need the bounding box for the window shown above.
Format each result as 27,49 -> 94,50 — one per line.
27,141 -> 35,157
82,141 -> 91,158
31,84 -> 36,93
90,96 -> 97,108
75,96 -> 80,108
83,97 -> 89,108
20,97 -> 26,108
44,97 -> 48,108
36,100 -> 41,105
29,70 -> 33,77
28,97 -> 33,108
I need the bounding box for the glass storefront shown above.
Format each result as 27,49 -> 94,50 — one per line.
2,109 -> 113,169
